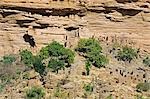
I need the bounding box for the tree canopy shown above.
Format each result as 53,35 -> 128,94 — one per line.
76,38 -> 108,68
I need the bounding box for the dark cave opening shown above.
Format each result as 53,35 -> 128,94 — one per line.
23,34 -> 36,47
64,26 -> 79,31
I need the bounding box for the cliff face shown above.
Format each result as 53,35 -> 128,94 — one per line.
0,1 -> 150,99
0,0 -> 150,56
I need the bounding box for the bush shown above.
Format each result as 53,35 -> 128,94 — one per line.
76,38 -> 102,54
47,41 -> 65,57
39,41 -> 67,59
2,55 -> 16,65
26,86 -> 45,99
87,51 -> 108,68
20,49 -> 33,67
136,82 -> 150,92
85,60 -> 91,75
39,41 -> 63,59
39,41 -> 75,67
62,49 -> 75,65
84,83 -> 93,93
48,59 -> 65,73
143,57 -> 150,67
76,38 -> 108,68
117,46 -> 137,62
39,46 -> 49,60
32,56 -> 45,75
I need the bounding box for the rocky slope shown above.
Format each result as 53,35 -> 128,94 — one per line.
0,0 -> 150,56
0,0 -> 150,99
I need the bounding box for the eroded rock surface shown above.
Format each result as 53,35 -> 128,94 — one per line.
0,0 -> 150,56
0,1 -> 150,99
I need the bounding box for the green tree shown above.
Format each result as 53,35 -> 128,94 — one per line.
48,59 -> 65,73
39,41 -> 65,59
61,48 -> 75,65
32,56 -> 45,75
20,49 -> 33,67
76,38 -> 102,54
26,86 -> 45,99
39,46 -> 49,60
88,51 -> 108,68
39,41 -> 75,68
76,38 -> 108,68
117,46 -> 137,62
48,41 -> 65,57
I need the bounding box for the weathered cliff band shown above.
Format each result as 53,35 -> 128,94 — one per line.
0,0 -> 150,56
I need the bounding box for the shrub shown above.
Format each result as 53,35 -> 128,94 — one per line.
48,41 -> 65,57
20,49 -> 33,67
76,38 -> 102,54
26,86 -> 45,99
84,83 -> 93,93
32,56 -> 45,75
39,46 -> 49,60
85,60 -> 91,75
88,52 -> 108,68
76,38 -> 108,68
48,59 -> 65,73
143,57 -> 150,67
136,82 -> 150,92
62,49 -> 75,65
117,46 -> 137,62
2,55 -> 16,65
39,41 -> 75,67
39,41 -> 65,59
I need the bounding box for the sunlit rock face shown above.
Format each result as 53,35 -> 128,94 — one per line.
0,0 -> 150,56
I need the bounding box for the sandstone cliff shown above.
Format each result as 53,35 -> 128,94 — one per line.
0,1 -> 150,99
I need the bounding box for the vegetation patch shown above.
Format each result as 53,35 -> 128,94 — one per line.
26,86 -> 45,99
85,60 -> 91,75
136,82 -> 150,92
143,57 -> 150,67
2,54 -> 16,65
83,83 -> 93,93
20,49 -> 34,67
76,38 -> 108,68
117,46 -> 138,62
39,41 -> 75,73
48,59 -> 65,73
32,56 -> 45,75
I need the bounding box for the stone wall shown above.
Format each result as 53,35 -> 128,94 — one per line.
0,0 -> 150,56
